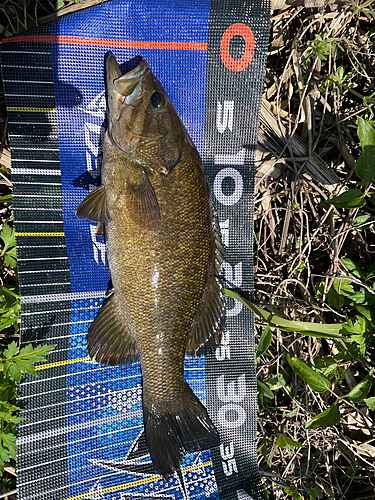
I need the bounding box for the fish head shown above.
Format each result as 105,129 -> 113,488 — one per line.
106,54 -> 185,175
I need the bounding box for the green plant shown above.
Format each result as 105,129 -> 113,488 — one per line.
225,289 -> 346,340
0,342 -> 55,475
350,0 -> 375,20
56,0 -> 88,10
0,223 -> 16,270
304,34 -> 336,64
317,277 -> 375,358
317,156 -> 375,359
287,355 -> 373,429
0,286 -> 20,334
327,117 -> 375,209
226,289 -> 374,430
283,488 -> 303,500
320,66 -> 357,97
0,223 -> 20,334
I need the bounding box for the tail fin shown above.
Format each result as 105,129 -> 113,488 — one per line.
143,382 -> 220,479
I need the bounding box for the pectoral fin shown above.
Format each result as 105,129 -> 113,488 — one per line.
96,222 -> 105,236
76,186 -> 109,223
87,292 -> 139,366
126,169 -> 161,231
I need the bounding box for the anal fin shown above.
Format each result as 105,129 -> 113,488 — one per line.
87,292 -> 138,366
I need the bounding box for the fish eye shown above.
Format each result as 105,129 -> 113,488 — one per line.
150,91 -> 165,109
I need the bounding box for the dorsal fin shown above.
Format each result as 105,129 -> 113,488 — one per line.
87,292 -> 139,366
186,214 -> 226,355
186,275 -> 225,355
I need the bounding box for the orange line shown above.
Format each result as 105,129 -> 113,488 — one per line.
3,35 -> 207,51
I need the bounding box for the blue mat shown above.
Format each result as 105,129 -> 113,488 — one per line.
1,1 -> 270,499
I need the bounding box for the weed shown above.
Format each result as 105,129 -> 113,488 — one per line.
327,118 -> 375,209
0,342 -> 55,476
305,34 -> 336,63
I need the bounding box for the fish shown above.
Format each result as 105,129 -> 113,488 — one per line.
76,54 -> 225,479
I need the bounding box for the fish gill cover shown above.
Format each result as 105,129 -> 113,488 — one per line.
1,0 -> 270,499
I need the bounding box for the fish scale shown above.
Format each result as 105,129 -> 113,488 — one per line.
76,54 -> 225,479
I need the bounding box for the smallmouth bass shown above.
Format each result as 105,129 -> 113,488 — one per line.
76,54 -> 225,479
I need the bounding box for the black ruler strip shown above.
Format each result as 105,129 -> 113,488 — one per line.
2,24 -> 71,500
204,1 -> 270,499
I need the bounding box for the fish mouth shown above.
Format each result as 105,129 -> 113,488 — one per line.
107,55 -> 149,107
